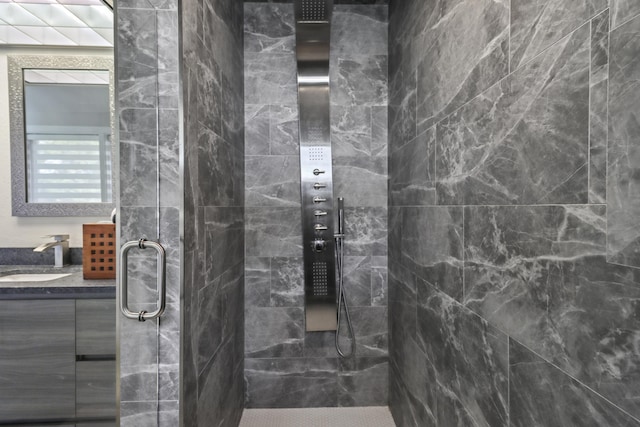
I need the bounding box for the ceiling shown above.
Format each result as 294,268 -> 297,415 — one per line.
0,0 -> 113,47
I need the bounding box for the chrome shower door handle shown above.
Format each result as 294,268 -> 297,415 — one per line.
119,239 -> 166,322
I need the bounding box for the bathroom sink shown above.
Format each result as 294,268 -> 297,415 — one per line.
0,273 -> 72,282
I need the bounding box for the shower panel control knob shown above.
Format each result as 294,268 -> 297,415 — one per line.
313,197 -> 327,203
312,239 -> 327,252
314,210 -> 327,216
313,169 -> 325,176
313,183 -> 327,190
314,224 -> 328,231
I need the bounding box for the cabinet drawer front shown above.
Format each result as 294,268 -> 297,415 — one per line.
76,360 -> 116,418
76,299 -> 116,355
0,300 -> 76,421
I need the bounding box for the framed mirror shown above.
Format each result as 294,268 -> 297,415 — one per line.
9,55 -> 115,217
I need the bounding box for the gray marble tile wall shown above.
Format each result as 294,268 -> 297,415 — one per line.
389,1 -> 640,426
181,0 -> 245,425
244,2 -> 388,408
117,0 -> 181,425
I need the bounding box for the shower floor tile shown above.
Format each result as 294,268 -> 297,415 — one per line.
239,407 -> 396,427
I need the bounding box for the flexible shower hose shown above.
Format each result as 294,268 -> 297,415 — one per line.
335,197 -> 355,358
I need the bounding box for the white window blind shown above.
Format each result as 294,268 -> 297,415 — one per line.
27,131 -> 112,203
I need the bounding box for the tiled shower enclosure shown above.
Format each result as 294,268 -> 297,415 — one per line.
243,2 -> 389,408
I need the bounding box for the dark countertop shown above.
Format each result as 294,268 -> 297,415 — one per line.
0,265 -> 116,300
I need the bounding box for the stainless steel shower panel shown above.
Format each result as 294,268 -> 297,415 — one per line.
295,0 -> 337,332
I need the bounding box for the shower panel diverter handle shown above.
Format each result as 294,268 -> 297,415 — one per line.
119,239 -> 166,322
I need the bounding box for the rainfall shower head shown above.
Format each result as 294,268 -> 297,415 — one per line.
296,0 -> 333,23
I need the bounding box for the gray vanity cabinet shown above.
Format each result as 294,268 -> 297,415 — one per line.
0,298 -> 115,424
75,299 -> 116,419
0,299 -> 76,421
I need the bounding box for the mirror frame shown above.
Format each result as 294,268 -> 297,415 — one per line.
8,55 -> 115,217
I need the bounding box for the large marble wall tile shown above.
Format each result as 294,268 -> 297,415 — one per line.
464,205 -> 640,417
342,306 -> 388,357
245,155 -> 301,207
611,0 -> 640,29
590,10 -> 609,204
389,363 -> 437,427
371,106 -> 388,157
510,340 -> 640,427
204,207 -> 244,284
415,0 -> 509,132
338,357 -> 388,406
418,282 -> 509,427
331,105 -> 372,156
245,207 -> 302,257
607,14 -> 640,267
245,307 -> 304,358
244,53 -> 297,105
245,358 -> 339,408
245,104 -> 270,155
270,105 -> 299,155
464,205 -> 606,335
270,257 -> 304,307
244,2 -> 295,54
333,156 -> 387,207
391,207 -> 463,301
389,262 -> 437,426
332,55 -> 388,106
342,207 -> 387,256
389,128 -> 436,207
510,0 -> 607,71
371,256 -> 388,306
546,259 -> 640,418
436,24 -> 590,205
198,128 -> 243,207
389,68 -> 416,150
246,257 -> 271,307
331,5 -> 387,57
342,256 -> 373,306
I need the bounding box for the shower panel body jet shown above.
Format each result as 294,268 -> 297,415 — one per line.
294,0 -> 337,331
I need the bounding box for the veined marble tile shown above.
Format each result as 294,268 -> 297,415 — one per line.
371,106 -> 388,157
331,55 -> 388,107
390,207 -> 463,301
270,105 -> 299,155
389,128 -> 436,207
244,2 -> 295,54
245,358 -> 339,408
342,256 -> 373,307
331,105 -> 372,157
245,307 -> 304,358
245,52 -> 297,105
509,340 -> 640,427
510,0 -> 607,71
417,283 -> 509,427
342,207 -> 387,257
589,10 -> 609,204
416,0 -> 509,132
245,207 -> 302,257
338,357 -> 389,407
245,155 -> 301,207
389,362 -> 437,427
607,14 -> 640,267
436,24 -> 590,205
465,205 -> 640,417
245,104 -> 270,156
270,257 -> 304,307
611,0 -> 640,29
389,68 -> 416,150
331,5 -> 388,57
333,157 -> 387,207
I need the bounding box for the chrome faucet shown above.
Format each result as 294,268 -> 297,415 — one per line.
34,234 -> 70,268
